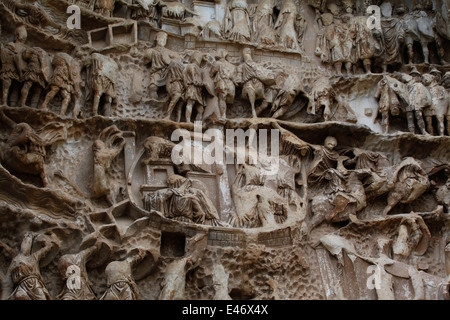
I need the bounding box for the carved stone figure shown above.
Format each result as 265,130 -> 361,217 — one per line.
211,50 -> 237,119
315,11 -> 347,74
183,52 -> 205,123
0,114 -> 67,186
158,234 -> 207,300
91,53 -> 118,117
401,8 -> 435,64
57,242 -> 103,300
274,0 -> 307,51
18,47 -> 51,108
375,75 -> 402,134
423,73 -> 449,136
101,260 -> 139,300
238,48 -> 275,118
144,31 -> 179,100
41,53 -> 77,116
92,126 -> 125,204
379,4 -> 405,72
306,77 -> 334,121
251,0 -> 277,46
307,137 -> 366,230
129,0 -> 165,25
435,0 -> 450,64
383,158 -> 430,215
165,60 -> 185,121
7,233 -> 59,300
144,174 -> 223,226
224,0 -> 252,42
1,26 -> 28,106
161,0 -> 198,20
406,70 -> 432,135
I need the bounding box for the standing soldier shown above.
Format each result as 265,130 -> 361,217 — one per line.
1,25 -> 28,105
374,76 -> 402,134
423,72 -> 449,136
211,49 -> 236,119
18,47 -> 51,108
406,68 -> 432,135
183,52 -> 204,123
41,53 -> 74,116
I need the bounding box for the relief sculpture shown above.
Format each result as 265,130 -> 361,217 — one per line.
0,0 -> 448,302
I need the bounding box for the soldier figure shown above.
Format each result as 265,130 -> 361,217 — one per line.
405,69 -> 432,135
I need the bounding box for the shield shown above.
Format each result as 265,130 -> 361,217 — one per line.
33,47 -> 52,84
92,53 -> 118,84
417,15 -> 435,41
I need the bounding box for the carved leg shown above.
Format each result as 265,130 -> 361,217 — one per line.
383,190 -> 402,215
436,114 -> 445,136
19,81 -> 33,108
381,113 -> 389,134
247,90 -> 257,118
415,110 -> 429,135
2,79 -> 12,105
41,86 -> 59,110
59,89 -> 71,116
363,59 -> 372,74
334,62 -> 343,75
72,94 -> 82,118
103,96 -> 112,117
195,104 -> 204,122
345,62 -> 353,75
92,91 -> 102,116
425,115 -> 434,136
185,100 -> 194,123
406,111 -> 416,134
421,41 -> 430,64
407,43 -> 414,65
219,97 -> 227,118
273,106 -> 289,119
176,101 -> 183,123
148,84 -> 158,100
166,95 -> 181,120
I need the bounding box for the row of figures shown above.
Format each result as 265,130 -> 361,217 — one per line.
72,0 -> 308,52
375,67 -> 450,136
145,31 -> 342,122
315,0 -> 450,74
1,26 -> 449,135
4,233 -> 141,300
0,26 -> 118,117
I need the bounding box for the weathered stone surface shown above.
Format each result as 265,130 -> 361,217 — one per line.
0,0 -> 449,301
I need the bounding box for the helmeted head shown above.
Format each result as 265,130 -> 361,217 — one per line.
242,48 -> 252,62
422,74 -> 434,86
324,136 -> 337,151
155,31 -> 168,47
321,13 -> 334,26
327,3 -> 340,16
14,25 -> 27,44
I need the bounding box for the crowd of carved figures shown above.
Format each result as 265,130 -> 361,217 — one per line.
0,0 -> 449,300
2,22 -> 450,134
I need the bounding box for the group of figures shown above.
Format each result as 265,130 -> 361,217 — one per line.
144,30 -> 312,121
71,0 -> 308,52
3,232 -> 144,300
375,68 -> 450,135
315,0 -> 450,74
0,0 -> 449,301
0,26 -> 118,117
